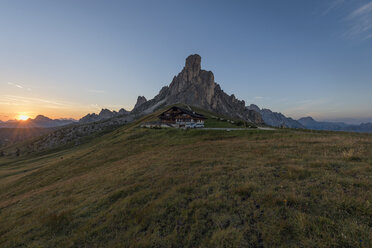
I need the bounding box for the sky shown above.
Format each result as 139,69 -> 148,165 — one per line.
0,0 -> 371,124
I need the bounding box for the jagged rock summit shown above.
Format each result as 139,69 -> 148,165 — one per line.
132,54 -> 263,124
79,108 -> 129,123
134,96 -> 147,109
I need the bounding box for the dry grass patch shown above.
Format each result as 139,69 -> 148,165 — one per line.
0,127 -> 371,247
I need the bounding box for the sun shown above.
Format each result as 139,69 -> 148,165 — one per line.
18,115 -> 30,121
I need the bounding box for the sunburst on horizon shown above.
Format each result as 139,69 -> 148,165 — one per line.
17,115 -> 30,121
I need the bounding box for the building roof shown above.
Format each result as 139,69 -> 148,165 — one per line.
158,106 -> 206,119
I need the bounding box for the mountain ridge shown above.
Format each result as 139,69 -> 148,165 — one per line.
247,104 -> 304,128
79,108 -> 129,123
298,116 -> 372,133
3,55 -> 370,134
131,54 -> 263,124
0,115 -> 76,128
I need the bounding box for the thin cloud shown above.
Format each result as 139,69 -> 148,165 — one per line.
345,1 -> 372,40
322,1 -> 372,40
1,95 -> 76,109
8,82 -> 23,89
364,33 -> 372,39
322,0 -> 345,15
90,104 -> 101,110
349,2 -> 372,19
7,82 -> 32,91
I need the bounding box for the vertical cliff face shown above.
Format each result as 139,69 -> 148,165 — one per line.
166,54 -> 216,109
134,96 -> 147,109
132,54 -> 263,124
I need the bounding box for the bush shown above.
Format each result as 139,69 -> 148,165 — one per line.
235,121 -> 245,126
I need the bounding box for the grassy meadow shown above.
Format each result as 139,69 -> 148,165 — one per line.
0,114 -> 372,247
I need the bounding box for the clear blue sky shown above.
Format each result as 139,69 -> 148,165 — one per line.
1,0 -> 371,123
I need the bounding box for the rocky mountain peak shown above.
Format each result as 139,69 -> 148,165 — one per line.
34,115 -> 51,121
134,96 -> 147,109
299,116 -> 315,122
184,54 -> 201,78
80,107 -> 129,124
99,109 -> 113,118
248,104 -> 261,112
118,108 -> 129,115
131,54 -> 263,124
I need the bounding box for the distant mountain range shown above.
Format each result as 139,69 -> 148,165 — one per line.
246,105 -> 372,133
247,104 -> 304,129
1,54 -> 371,134
0,115 -> 76,128
298,117 -> 372,133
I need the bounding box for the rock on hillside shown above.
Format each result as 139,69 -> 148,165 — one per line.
79,108 -> 129,124
131,54 -> 263,124
247,104 -> 304,128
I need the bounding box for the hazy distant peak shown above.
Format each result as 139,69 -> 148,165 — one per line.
298,116 -> 316,122
79,107 -> 129,124
0,114 -> 75,128
246,104 -> 304,128
247,104 -> 260,112
34,115 -> 52,121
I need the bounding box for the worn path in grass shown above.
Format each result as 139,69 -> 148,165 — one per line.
202,127 -> 276,131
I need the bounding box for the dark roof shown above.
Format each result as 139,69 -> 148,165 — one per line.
158,106 -> 206,119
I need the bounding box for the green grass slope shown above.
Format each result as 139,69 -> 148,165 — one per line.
0,109 -> 372,247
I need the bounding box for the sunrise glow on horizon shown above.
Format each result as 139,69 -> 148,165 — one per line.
1,1 -> 372,124
17,115 -> 30,121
